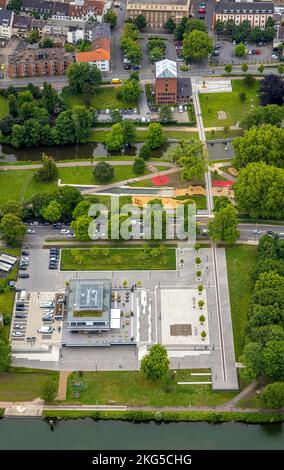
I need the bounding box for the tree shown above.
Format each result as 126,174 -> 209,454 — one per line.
199,315 -> 205,323
7,94 -> 18,117
119,77 -> 141,103
72,200 -> 92,220
146,123 -> 165,149
241,63 -> 248,73
0,200 -> 22,218
111,109 -> 122,123
240,104 -> 284,129
208,204 -> 240,244
185,18 -> 207,34
7,0 -> 22,13
121,119 -> 136,146
104,10 -> 117,28
182,30 -> 213,63
55,186 -> 82,221
258,64 -> 265,74
40,379 -> 57,404
0,214 -> 26,245
259,74 -> 284,106
54,110 -> 76,145
262,382 -> 284,408
34,154 -> 59,183
0,340 -> 11,372
149,47 -> 165,62
140,344 -> 169,381
164,17 -> 176,33
133,157 -> 145,175
41,37 -> 54,48
41,200 -> 62,222
93,161 -> 114,182
234,163 -> 284,220
224,64 -> 233,74
67,62 -> 102,94
235,43 -> 246,57
158,105 -> 174,123
214,196 -> 231,212
263,340 -> 284,380
278,64 -> 284,75
72,105 -> 93,143
26,29 -> 39,44
172,140 -> 208,181
233,125 -> 284,169
239,342 -> 263,382
243,73 -> 255,88
139,143 -> 151,160
258,234 -> 279,260
105,123 -> 124,152
71,214 -> 92,241
42,82 -> 58,114
134,14 -> 146,31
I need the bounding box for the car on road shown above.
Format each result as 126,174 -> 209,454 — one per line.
266,230 -> 275,236
19,273 -> 29,279
198,7 -> 206,13
253,229 -> 261,235
255,49 -> 261,55
60,229 -> 70,234
27,229 -> 35,234
271,54 -> 278,59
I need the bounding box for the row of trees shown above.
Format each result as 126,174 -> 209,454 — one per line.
240,235 -> 284,408
147,37 -> 166,63
105,121 -> 166,154
120,22 -> 142,66
215,18 -> 276,43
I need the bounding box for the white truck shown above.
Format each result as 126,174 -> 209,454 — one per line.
37,326 -> 53,334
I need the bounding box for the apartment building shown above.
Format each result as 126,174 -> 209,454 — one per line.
20,0 -> 107,22
8,48 -> 74,78
126,0 -> 190,29
76,22 -> 110,71
213,1 -> 274,29
0,9 -> 13,39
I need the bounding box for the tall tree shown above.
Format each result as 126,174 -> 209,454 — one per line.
42,82 -> 58,114
103,10 -> 117,28
263,340 -> 284,380
134,14 -> 146,31
105,123 -> 124,152
119,77 -> 141,103
0,214 -> 26,245
93,161 -> 114,182
259,74 -> 284,106
146,123 -> 165,149
182,30 -> 213,63
140,344 -> 170,381
172,140 -> 207,181
34,154 -> 58,183
67,62 -> 102,94
41,200 -> 62,222
262,382 -> 284,408
164,17 -> 176,33
54,110 -> 76,145
71,214 -> 92,241
239,342 -> 263,382
72,105 -> 93,143
121,119 -> 136,146
240,104 -> 284,129
208,204 -> 240,244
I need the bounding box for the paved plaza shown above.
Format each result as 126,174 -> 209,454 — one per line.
13,246 -> 239,390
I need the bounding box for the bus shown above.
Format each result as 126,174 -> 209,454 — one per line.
111,78 -> 122,84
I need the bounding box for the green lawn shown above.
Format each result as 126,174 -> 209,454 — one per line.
89,129 -> 199,143
0,170 -> 57,206
61,247 -> 176,270
0,96 -> 8,119
58,165 -> 168,185
0,369 -> 59,401
62,86 -> 132,110
200,80 -> 259,127
226,245 -> 258,359
65,370 -> 237,407
205,129 -> 243,139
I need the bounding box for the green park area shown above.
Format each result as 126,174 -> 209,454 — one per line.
62,86 -> 131,110
61,246 -> 177,271
65,370 -> 237,407
89,129 -> 199,143
0,96 -> 8,119
200,80 -> 259,127
0,369 -> 59,401
205,129 -> 243,140
226,245 -> 258,359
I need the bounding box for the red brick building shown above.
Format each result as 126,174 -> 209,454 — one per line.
8,48 -> 74,78
155,59 -> 178,105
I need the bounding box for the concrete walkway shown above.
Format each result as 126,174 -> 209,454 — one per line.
56,371 -> 72,401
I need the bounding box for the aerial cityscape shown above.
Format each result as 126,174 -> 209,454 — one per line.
0,0 -> 283,454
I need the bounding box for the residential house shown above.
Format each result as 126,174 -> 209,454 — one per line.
76,21 -> 110,71
0,9 -> 13,39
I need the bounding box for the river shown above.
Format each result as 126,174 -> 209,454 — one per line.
0,419 -> 283,450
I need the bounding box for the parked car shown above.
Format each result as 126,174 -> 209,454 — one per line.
12,331 -> 23,337
49,265 -> 58,270
53,223 -> 62,229
21,250 -> 29,256
253,229 -> 261,235
14,325 -> 25,330
27,229 -> 35,234
19,273 -> 29,279
19,266 -> 27,271
15,313 -> 27,318
255,49 -> 261,55
60,229 -> 70,234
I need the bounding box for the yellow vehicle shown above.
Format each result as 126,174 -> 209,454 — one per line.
0,64 -> 5,70
111,78 -> 121,84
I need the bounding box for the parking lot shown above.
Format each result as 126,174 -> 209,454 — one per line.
211,38 -> 278,66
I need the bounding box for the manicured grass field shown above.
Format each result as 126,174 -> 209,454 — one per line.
58,165 -> 168,185
200,80 -> 259,127
61,247 -> 176,271
62,86 -> 132,110
0,369 -> 59,401
0,96 -> 8,119
0,170 -> 56,206
89,129 -> 199,143
226,245 -> 258,359
65,370 -> 237,407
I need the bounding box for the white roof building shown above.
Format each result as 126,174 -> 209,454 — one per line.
155,59 -> 177,79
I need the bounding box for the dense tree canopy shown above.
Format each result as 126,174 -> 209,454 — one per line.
67,62 -> 102,94
140,344 -> 170,381
259,75 -> 284,106
146,123 -> 165,149
93,162 -> 114,182
240,105 -> 284,129
34,154 -> 58,182
0,214 -> 26,245
234,163 -> 284,220
262,382 -> 284,408
182,30 -> 213,63
233,125 -> 284,169
208,204 -> 240,244
172,140 -> 208,181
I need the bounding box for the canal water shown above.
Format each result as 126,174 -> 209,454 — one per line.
0,419 -> 283,450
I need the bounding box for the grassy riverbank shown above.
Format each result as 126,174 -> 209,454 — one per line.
0,369 -> 59,402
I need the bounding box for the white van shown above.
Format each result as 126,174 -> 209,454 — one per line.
178,105 -> 183,113
39,301 -> 54,308
38,326 -> 53,334
20,290 -> 26,302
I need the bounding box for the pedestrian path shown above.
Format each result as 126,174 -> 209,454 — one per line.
56,371 -> 72,401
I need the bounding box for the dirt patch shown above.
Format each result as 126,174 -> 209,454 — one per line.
170,324 -> 192,336
217,110 -> 227,120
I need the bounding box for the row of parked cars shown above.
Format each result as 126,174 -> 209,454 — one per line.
49,248 -> 60,270
18,249 -> 30,279
12,295 -> 30,338
97,108 -> 138,115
